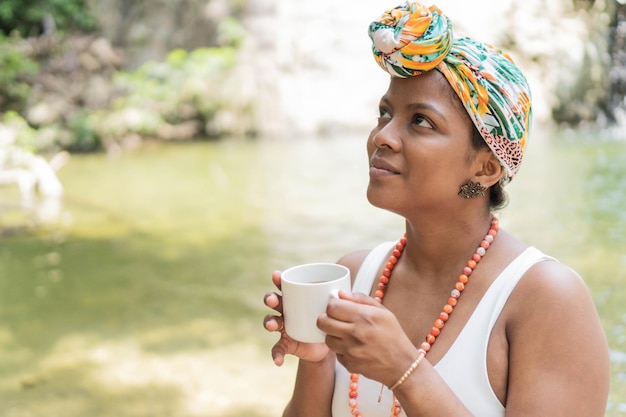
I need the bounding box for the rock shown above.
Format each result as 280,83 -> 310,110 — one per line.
0,143 -> 68,216
203,0 -> 230,21
79,51 -> 102,72
89,37 -> 124,68
156,120 -> 201,140
0,124 -> 18,146
28,154 -> 64,198
26,99 -> 68,126
83,75 -> 113,109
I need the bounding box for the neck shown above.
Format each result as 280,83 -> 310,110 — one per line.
401,211 -> 495,280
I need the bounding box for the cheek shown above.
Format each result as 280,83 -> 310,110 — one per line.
366,131 -> 376,155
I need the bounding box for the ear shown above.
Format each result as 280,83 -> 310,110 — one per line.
474,149 -> 504,188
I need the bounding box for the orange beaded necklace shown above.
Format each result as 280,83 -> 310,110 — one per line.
348,216 -> 499,417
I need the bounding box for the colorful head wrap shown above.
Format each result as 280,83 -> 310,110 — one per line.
368,1 -> 532,185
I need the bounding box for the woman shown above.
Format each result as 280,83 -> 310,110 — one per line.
263,2 -> 610,416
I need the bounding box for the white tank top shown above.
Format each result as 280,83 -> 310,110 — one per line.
332,242 -> 555,417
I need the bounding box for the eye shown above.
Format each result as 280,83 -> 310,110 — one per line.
378,107 -> 391,121
413,114 -> 433,128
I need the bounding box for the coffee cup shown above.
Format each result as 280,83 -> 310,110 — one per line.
281,263 -> 351,343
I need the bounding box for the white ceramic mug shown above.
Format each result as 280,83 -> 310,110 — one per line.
281,263 -> 351,343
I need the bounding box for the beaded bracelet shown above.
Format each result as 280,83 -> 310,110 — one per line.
388,350 -> 427,391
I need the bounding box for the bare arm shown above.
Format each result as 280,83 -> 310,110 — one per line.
282,354 -> 336,417
502,261 -> 609,416
264,279 -> 335,417
264,251 -> 371,417
322,291 -> 478,417
319,261 -> 609,417
399,261 -> 610,417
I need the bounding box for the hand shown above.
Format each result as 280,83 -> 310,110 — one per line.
319,291 -> 418,386
263,270 -> 330,366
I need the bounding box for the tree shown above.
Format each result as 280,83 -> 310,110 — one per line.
0,0 -> 96,36
606,0 -> 626,122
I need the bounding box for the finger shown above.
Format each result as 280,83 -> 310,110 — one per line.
271,270 -> 282,290
318,313 -> 353,341
338,290 -> 382,307
271,337 -> 290,367
263,315 -> 284,332
264,291 -> 283,312
325,294 -> 384,324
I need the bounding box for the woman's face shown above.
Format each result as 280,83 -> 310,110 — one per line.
366,70 -> 480,216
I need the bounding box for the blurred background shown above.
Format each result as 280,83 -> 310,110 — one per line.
0,0 -> 624,416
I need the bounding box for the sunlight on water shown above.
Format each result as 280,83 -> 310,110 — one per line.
0,133 -> 625,416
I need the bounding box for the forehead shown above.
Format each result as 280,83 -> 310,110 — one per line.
385,70 -> 466,115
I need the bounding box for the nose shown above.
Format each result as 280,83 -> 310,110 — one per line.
371,120 -> 402,152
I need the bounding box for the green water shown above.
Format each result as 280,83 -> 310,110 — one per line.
0,133 -> 625,416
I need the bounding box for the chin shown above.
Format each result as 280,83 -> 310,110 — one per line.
367,187 -> 394,210
367,185 -> 415,219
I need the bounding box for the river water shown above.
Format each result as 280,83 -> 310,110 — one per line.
0,131 -> 625,416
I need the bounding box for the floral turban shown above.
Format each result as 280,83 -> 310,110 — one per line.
368,1 -> 532,185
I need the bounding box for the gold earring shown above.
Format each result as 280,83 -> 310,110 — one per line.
459,180 -> 486,199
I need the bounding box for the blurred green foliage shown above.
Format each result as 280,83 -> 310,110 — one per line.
216,16 -> 247,48
0,39 -> 39,112
73,46 -> 248,150
0,42 -> 250,154
0,111 -> 39,150
0,0 -> 97,36
0,3 -> 251,154
66,112 -> 101,153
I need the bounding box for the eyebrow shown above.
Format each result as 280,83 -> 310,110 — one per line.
380,96 -> 448,122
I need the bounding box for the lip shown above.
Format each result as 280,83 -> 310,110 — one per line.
369,157 -> 400,176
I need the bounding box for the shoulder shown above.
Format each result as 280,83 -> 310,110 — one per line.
501,254 -> 610,415
336,249 -> 371,286
509,256 -> 594,317
504,252 -> 608,367
336,241 -> 396,286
